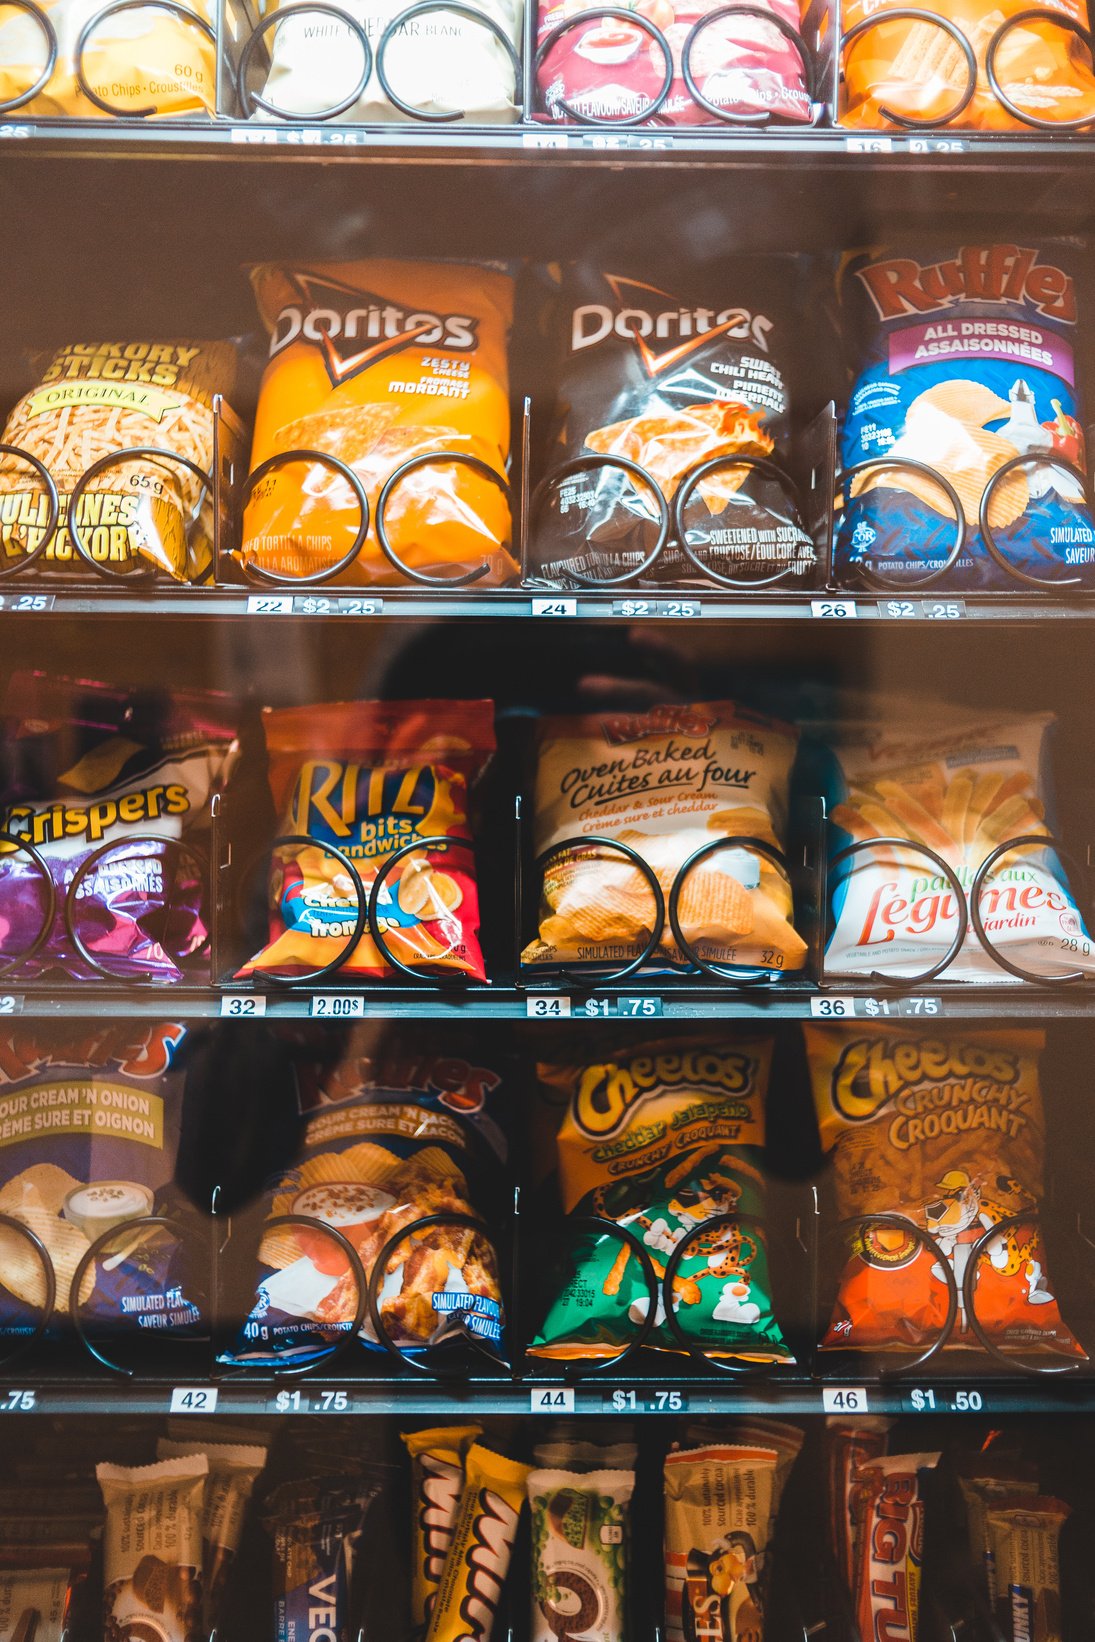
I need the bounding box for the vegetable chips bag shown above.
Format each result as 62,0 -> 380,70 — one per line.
522,702 -> 806,978
0,0 -> 216,117
0,341 -> 240,582
839,0 -> 1095,129
820,705 -> 1095,982
535,0 -> 813,126
807,1024 -> 1085,1358
240,260 -> 516,587
1,673 -> 238,983
0,1022 -> 200,1339
236,699 -> 494,984
223,1033 -> 507,1366
837,243 -> 1095,589
530,1037 -> 792,1362
534,265 -> 815,587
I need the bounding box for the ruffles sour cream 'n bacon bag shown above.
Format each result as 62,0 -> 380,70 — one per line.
237,699 -> 494,984
240,260 -> 517,588
807,1024 -> 1085,1360
819,704 -> 1095,983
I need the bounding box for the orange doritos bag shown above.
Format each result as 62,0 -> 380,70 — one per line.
237,700 -> 495,983
840,0 -> 1095,129
239,260 -> 517,587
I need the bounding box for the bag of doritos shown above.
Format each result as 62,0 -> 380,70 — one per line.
535,0 -> 814,127
533,265 -> 815,587
0,673 -> 238,983
239,260 -> 517,587
236,700 -> 494,984
807,1023 -> 1085,1359
529,1036 -> 793,1362
839,0 -> 1095,130
836,243 -> 1095,590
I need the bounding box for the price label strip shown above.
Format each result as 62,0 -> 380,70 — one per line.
580,996 -> 663,1019
530,1387 -> 576,1414
268,1389 -> 351,1413
292,596 -> 384,616
526,996 -> 572,1018
810,996 -> 943,1019
220,995 -> 268,1018
908,1387 -> 985,1413
603,1389 -> 688,1413
822,1386 -> 869,1414
311,995 -> 366,1018
170,1387 -> 218,1414
612,599 -> 701,619
0,593 -> 55,612
811,599 -> 858,620
0,996 -> 24,1016
532,598 -> 577,618
1,1389 -> 36,1411
877,599 -> 966,620
246,594 -> 294,615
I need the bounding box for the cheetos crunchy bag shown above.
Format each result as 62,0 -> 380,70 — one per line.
807,1024 -> 1085,1359
529,1036 -> 792,1362
237,700 -> 494,984
240,259 -> 517,587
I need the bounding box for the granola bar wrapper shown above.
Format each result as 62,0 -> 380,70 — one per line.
157,1439 -> 268,1634
0,1567 -> 79,1642
424,1444 -> 531,1642
986,1497 -> 1069,1642
97,1455 -> 208,1642
853,1453 -> 939,1642
522,701 -> 805,978
663,1431 -> 801,1642
528,1467 -> 634,1642
402,1424 -> 482,1627
956,1458 -> 1038,1605
825,1416 -> 890,1596
264,1473 -> 387,1642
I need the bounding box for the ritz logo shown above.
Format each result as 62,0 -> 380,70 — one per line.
858,245 -> 1076,324
270,269 -> 478,385
572,274 -> 773,369
831,1036 -> 1022,1124
575,1051 -> 755,1138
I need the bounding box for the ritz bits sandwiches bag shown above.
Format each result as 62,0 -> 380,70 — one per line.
807,1024 -> 1086,1360
836,244 -> 1095,590
236,699 -> 493,983
534,266 -> 815,587
522,702 -> 806,978
239,260 -> 517,587
839,0 -> 1095,129
819,704 -> 1095,982
530,1037 -> 793,1363
0,342 -> 240,582
0,0 -> 216,117
535,0 -> 813,126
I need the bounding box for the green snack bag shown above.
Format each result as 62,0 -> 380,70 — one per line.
528,1467 -> 634,1642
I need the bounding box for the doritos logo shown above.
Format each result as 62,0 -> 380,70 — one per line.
571,274 -> 773,369
270,269 -> 479,384
857,246 -> 1076,325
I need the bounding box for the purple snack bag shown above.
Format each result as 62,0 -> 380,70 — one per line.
0,673 -> 238,982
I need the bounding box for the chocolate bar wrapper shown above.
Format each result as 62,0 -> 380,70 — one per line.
528,1467 -> 634,1642
956,1462 -> 1038,1606
157,1439 -> 268,1633
825,1416 -> 890,1597
402,1425 -> 482,1627
424,1444 -> 531,1642
853,1453 -> 939,1642
97,1455 -> 208,1642
986,1497 -> 1070,1642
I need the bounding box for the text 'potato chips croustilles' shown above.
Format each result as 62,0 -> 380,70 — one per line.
256,0 -> 522,122
534,266 -> 815,587
0,341 -> 240,583
839,0 -> 1095,130
240,260 -> 517,587
0,0 -> 216,117
522,702 -> 805,977
222,1036 -> 507,1366
1,672 -> 239,983
535,0 -> 812,126
0,1022 -> 195,1337
237,699 -> 493,983
819,705 -> 1095,982
530,1037 -> 792,1363
837,244 -> 1095,590
807,1025 -> 1085,1360
853,1453 -> 939,1642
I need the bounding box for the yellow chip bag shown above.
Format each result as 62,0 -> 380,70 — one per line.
240,259 -> 517,587
522,701 -> 806,977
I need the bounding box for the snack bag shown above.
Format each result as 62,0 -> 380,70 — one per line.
256,0 -> 522,121
236,700 -> 493,983
0,673 -> 239,983
852,1453 -> 939,1642
839,0 -> 1095,130
0,1022 -> 201,1341
222,1034 -> 507,1366
535,0 -> 813,126
403,1425 -> 483,1628
528,1466 -> 634,1642
534,266 -> 815,587
807,1024 -> 1085,1359
836,243 -> 1095,589
826,1416 -> 890,1597
0,341 -> 239,582
240,260 -> 516,587
530,1037 -> 792,1362
425,1443 -> 531,1642
0,0 -> 216,117
820,705 -> 1095,982
522,701 -> 806,978
97,1456 -> 208,1642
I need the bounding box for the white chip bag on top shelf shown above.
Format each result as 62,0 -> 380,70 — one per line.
820,706 -> 1095,982
253,0 -> 522,122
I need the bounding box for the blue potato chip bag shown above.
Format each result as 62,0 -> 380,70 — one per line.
837,243 -> 1095,591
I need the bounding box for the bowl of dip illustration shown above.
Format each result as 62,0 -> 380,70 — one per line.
576,20 -> 643,62
291,1183 -> 394,1275
63,1181 -> 155,1240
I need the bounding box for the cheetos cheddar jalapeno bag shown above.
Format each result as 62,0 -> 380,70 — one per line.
807,1024 -> 1085,1359
240,260 -> 517,587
